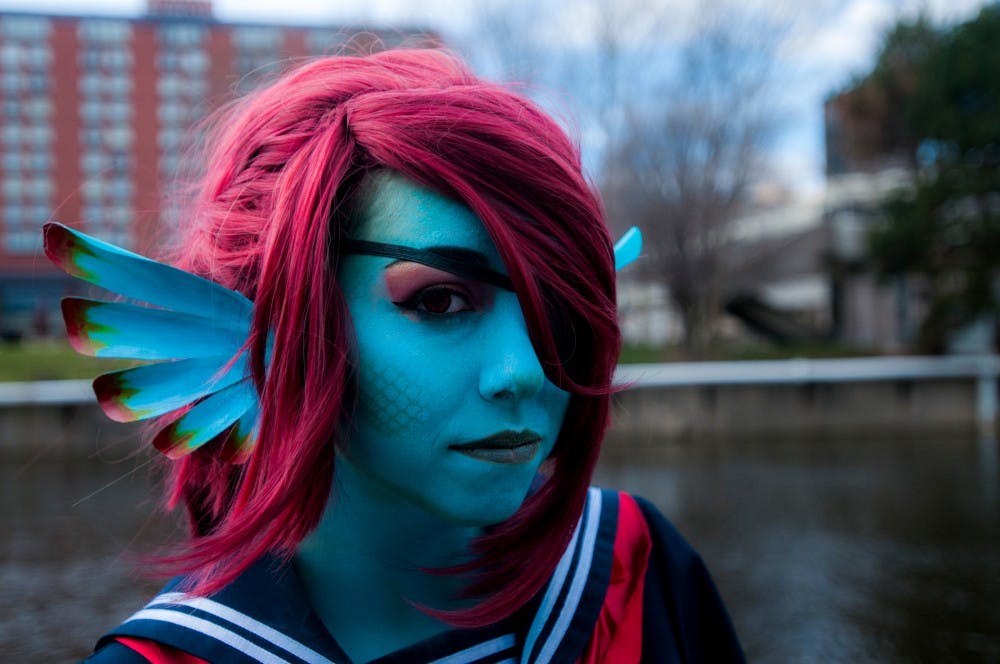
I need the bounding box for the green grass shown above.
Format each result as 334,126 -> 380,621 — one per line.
0,340 -> 133,382
617,343 -> 679,364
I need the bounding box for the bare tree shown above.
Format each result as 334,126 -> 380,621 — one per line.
603,6 -> 788,356
461,0 -> 790,355
462,0 -> 669,158
576,0 -> 671,167
458,0 -> 556,85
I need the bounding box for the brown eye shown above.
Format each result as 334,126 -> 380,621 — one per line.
398,286 -> 474,316
421,289 -> 458,314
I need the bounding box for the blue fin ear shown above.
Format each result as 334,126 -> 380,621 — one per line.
94,354 -> 249,423
613,227 -> 642,271
152,380 -> 258,459
44,222 -> 262,464
221,403 -> 260,464
43,222 -> 252,321
61,297 -> 248,360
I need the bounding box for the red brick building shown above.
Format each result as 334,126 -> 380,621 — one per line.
0,1 -> 436,337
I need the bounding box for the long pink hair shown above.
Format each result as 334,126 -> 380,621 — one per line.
162,49 -> 619,627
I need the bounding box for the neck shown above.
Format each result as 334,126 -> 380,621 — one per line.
296,453 -> 479,662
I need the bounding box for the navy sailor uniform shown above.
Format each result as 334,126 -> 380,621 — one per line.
83,488 -> 744,663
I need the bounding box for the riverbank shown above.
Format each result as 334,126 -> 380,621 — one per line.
3,356 -> 997,459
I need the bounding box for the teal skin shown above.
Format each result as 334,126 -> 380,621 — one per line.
296,172 -> 571,662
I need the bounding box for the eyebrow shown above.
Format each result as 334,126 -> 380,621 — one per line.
342,239 -> 514,291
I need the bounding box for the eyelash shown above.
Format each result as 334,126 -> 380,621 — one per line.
394,286 -> 475,318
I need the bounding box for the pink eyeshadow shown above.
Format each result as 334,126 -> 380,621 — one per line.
383,263 -> 461,302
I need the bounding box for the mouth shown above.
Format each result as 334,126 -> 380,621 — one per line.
449,430 -> 543,465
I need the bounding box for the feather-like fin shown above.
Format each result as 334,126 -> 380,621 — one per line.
220,403 -> 260,465
94,355 -> 249,422
44,222 -> 252,321
613,226 -> 642,271
62,297 -> 248,359
153,380 -> 257,459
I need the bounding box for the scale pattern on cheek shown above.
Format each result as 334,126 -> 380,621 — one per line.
358,363 -> 431,434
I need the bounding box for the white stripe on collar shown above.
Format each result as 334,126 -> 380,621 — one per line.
521,487 -> 603,664
521,502 -> 584,660
143,592 -> 337,664
428,633 -> 517,664
125,608 -> 294,664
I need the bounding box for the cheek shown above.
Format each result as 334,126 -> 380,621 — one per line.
549,388 -> 572,422
542,387 -> 572,441
356,360 -> 431,435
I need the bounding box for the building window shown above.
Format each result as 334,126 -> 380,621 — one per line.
78,19 -> 131,43
76,20 -> 136,249
306,29 -> 348,56
160,23 -> 204,47
1,16 -> 54,253
155,22 -> 208,232
231,26 -> 284,95
1,16 -> 51,40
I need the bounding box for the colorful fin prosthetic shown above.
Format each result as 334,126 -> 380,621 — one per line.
43,222 -> 260,461
61,298 -> 248,360
44,223 -> 251,321
220,402 -> 261,464
94,355 -> 249,423
613,226 -> 642,271
153,380 -> 258,460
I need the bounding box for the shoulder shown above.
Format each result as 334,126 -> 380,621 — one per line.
627,494 -> 702,572
621,492 -> 746,663
595,490 -> 704,583
83,637 -> 208,664
82,557 -> 346,664
81,640 -> 152,663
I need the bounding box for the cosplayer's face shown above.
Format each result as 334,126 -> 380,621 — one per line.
337,172 -> 570,526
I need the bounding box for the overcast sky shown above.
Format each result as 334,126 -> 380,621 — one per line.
0,0 -> 993,195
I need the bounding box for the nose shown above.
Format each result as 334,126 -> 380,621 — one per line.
478,295 -> 545,403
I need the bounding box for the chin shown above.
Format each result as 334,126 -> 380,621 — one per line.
420,486 -> 531,528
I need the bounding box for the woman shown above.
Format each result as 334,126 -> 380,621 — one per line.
47,49 -> 743,663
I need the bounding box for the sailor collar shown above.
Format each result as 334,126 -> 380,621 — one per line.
99,488 -> 619,664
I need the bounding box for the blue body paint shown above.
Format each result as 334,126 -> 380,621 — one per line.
296,172 -> 570,662
334,171 -> 569,527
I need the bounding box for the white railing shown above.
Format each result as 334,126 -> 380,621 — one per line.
615,355 -> 1000,435
614,355 -> 1000,386
0,379 -> 91,406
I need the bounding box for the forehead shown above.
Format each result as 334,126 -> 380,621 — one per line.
352,172 -> 500,261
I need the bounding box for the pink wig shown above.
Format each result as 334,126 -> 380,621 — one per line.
161,49 -> 620,626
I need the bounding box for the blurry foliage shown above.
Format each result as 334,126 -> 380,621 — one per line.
862,5 -> 1000,353
831,17 -> 943,167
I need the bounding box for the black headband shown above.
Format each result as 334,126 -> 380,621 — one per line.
342,239 -> 514,291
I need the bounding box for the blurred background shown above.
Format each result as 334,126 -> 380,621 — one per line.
1,0 -> 998,661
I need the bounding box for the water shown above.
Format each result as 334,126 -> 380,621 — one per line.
595,437 -> 1000,662
3,437 -> 999,662
1,455 -> 180,661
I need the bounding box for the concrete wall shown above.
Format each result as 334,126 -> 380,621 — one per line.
0,402 -> 142,460
603,378 -> 979,462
